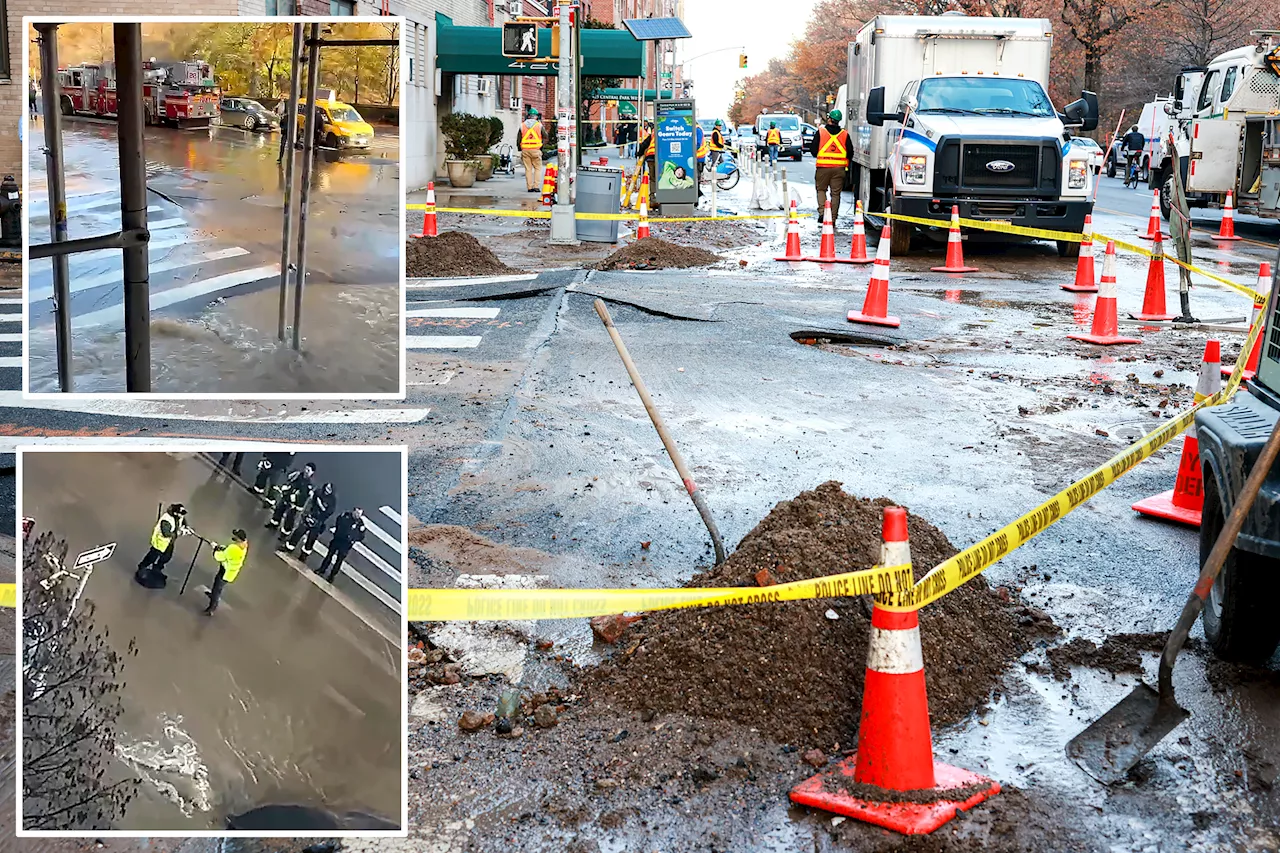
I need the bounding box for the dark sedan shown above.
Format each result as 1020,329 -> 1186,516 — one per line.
219,96 -> 279,132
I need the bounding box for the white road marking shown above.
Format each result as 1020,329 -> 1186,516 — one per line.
74,264 -> 281,329
406,273 -> 538,287
406,307 -> 501,319
148,218 -> 186,231
0,393 -> 433,423
0,358 -> 20,368
405,335 -> 482,349
25,233 -> 216,271
27,247 -> 253,302
0,299 -> 20,307
380,505 -> 402,526
0,334 -> 21,342
362,515 -> 403,554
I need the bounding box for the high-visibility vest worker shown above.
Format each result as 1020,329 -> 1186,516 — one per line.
815,126 -> 850,169
696,126 -> 709,161
520,118 -> 543,150
766,127 -> 782,145
152,513 -> 177,552
710,125 -> 725,151
214,539 -> 248,583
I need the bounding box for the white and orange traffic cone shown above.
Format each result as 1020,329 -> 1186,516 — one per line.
639,170 -> 650,210
931,205 -> 978,273
848,225 -> 900,328
541,163 -> 558,207
775,200 -> 803,262
805,200 -> 841,263
1068,241 -> 1142,345
1133,340 -> 1222,526
791,507 -> 1001,835
636,191 -> 651,240
1222,262 -> 1272,381
420,181 -> 439,238
1215,190 -> 1243,241
848,200 -> 872,264
1140,190 -> 1165,241
1131,232 -> 1175,321
1061,214 -> 1098,293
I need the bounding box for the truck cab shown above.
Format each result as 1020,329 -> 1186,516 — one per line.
1195,282 -> 1280,664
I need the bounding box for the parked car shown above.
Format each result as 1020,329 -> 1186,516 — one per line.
801,122 -> 817,149
755,113 -> 803,160
219,96 -> 279,131
733,125 -> 758,156
1070,136 -> 1105,174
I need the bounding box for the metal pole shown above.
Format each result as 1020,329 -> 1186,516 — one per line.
179,537 -> 206,595
278,24 -> 304,342
35,25 -> 73,393
548,0 -> 576,243
571,7 -> 581,205
1168,131 -> 1198,323
291,23 -> 322,351
115,23 -> 151,393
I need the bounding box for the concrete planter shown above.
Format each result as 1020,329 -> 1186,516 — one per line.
446,159 -> 478,188
476,155 -> 495,182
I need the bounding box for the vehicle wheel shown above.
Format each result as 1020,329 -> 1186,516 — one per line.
1057,240 -> 1080,259
794,154 -> 802,161
1106,158 -> 1116,179
244,115 -> 255,130
326,132 -> 340,149
1140,159 -> 1150,182
716,170 -> 740,191
1200,474 -> 1280,663
60,96 -> 74,116
1159,172 -> 1174,221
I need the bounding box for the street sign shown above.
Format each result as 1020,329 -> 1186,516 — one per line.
74,542 -> 116,569
660,72 -> 672,79
503,22 -> 539,58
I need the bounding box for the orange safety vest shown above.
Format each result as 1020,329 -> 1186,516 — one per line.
641,131 -> 654,159
521,120 -> 543,150
696,130 -> 709,160
815,127 -> 849,169
710,129 -> 725,151
765,128 -> 781,145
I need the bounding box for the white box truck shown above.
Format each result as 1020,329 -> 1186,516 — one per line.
843,12 -> 1099,256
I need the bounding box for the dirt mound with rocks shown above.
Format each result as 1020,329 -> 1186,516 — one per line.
591,237 -> 720,271
582,481 -> 1033,748
406,231 -> 526,278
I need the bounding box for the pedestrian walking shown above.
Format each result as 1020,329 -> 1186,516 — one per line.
217,452 -> 244,476
136,503 -> 192,588
810,109 -> 851,226
204,529 -> 248,616
29,80 -> 38,121
287,481 -> 337,558
253,451 -> 297,505
317,507 -> 366,583
765,122 -> 781,165
268,463 -> 316,537
520,109 -> 544,192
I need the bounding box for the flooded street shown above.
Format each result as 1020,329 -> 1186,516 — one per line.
22,452 -> 402,831
26,121 -> 400,394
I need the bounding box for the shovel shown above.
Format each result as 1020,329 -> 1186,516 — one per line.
1067,413 -> 1280,784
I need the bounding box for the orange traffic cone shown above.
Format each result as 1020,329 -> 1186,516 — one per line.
1133,340 -> 1222,526
805,200 -> 841,262
1215,190 -> 1243,241
639,171 -> 650,210
775,200 -> 803,261
1222,262 -> 1272,380
931,205 -> 978,273
1140,190 -> 1165,241
848,225 -> 900,328
791,507 -> 1000,835
848,200 -> 872,264
419,181 -> 438,238
1061,214 -> 1098,293
636,191 -> 651,240
1131,232 -> 1175,321
1068,241 -> 1142,345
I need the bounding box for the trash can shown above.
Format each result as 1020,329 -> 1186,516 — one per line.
575,165 -> 623,243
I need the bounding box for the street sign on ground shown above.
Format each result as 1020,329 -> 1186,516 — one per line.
74,542 -> 116,569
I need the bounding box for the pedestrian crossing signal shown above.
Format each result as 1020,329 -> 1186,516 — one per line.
503,22 -> 539,58
739,53 -> 747,69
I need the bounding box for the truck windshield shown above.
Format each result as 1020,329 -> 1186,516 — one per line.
917,78 -> 1055,117
767,116 -> 801,130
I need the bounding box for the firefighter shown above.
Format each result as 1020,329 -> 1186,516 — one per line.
287,481 -> 337,558
765,122 -> 782,165
520,108 -> 544,192
809,109 -> 851,225
136,503 -> 192,588
204,529 -> 248,616
318,507 -> 366,583
253,451 -> 297,505
266,462 -> 316,532
709,120 -> 726,170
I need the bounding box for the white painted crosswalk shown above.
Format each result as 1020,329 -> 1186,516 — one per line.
28,246 -> 253,302
74,264 -> 281,329
404,304 -> 504,351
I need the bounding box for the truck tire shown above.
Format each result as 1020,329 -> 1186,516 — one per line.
1200,475 -> 1280,663
1106,156 -> 1116,179
1140,157 -> 1150,182
60,96 -> 73,116
1159,173 -> 1174,221
1057,240 -> 1080,259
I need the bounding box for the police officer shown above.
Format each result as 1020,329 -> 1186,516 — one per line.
136,503 -> 192,587
520,108 -> 544,192
287,481 -> 337,558
809,109 -> 851,225
254,451 -> 297,505
318,507 -> 366,583
205,529 -> 248,616
267,461 -> 316,532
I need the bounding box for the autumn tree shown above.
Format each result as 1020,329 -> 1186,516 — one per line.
22,531 -> 138,831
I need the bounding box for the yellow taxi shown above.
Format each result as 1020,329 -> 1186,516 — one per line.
296,89 -> 375,152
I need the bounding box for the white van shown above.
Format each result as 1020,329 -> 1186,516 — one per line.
1105,97 -> 1173,180
755,113 -> 804,160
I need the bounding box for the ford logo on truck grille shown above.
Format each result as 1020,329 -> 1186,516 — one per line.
985,159 -> 1016,173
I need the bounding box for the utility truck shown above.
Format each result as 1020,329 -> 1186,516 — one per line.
843,12 -> 1099,256
1153,31 -> 1280,224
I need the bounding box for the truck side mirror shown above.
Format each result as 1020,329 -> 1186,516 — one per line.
866,86 -> 903,127
1063,90 -> 1099,132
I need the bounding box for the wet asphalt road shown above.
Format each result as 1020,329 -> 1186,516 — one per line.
21,452 -> 402,832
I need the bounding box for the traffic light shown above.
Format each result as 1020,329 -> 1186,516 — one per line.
739,53 -> 747,69
503,21 -> 539,59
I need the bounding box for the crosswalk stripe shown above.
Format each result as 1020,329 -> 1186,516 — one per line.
406,273 -> 538,288
405,335 -> 482,349
405,307 -> 501,319
379,505 -> 402,526
0,358 -> 19,368
0,393 -> 432,423
26,233 -> 216,271
26,189 -> 117,212
149,218 -> 186,231
73,263 -> 281,329
27,247 -> 253,302
0,299 -> 21,307
362,516 -> 403,554
0,334 -> 21,342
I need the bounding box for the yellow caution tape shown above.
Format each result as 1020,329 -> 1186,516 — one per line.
0,583 -> 13,608
407,562 -> 914,621
406,204 -> 806,223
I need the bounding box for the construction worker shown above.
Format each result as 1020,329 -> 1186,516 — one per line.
695,124 -> 709,199
267,461 -> 316,532
287,481 -> 337,558
765,122 -> 782,165
136,503 -> 192,588
636,122 -> 658,211
204,529 -> 248,616
318,507 -> 366,583
810,109 -> 851,225
253,451 -> 296,504
709,120 -> 726,170
520,108 -> 544,192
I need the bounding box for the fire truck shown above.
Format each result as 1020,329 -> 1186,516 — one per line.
57,58 -> 220,129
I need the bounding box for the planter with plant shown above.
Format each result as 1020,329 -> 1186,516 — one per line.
440,112 -> 492,188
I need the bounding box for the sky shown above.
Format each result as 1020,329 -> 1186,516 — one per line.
680,0 -> 820,121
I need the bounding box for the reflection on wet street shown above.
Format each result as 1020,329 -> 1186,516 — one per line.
22,452 -> 402,831
26,121 -> 400,393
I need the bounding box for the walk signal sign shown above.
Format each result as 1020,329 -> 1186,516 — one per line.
739,53 -> 747,69
503,22 -> 539,58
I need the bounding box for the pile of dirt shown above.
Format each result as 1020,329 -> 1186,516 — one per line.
1047,632 -> 1168,680
582,481 -> 1034,748
591,237 -> 721,271
405,231 -> 526,278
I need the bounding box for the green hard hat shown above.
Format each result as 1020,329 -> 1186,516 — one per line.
714,119 -> 723,126
770,121 -> 776,127
829,109 -> 842,122
529,108 -> 539,117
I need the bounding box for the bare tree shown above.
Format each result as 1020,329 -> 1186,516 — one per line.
22,531 -> 138,831
1062,0 -> 1170,94
1164,0 -> 1266,65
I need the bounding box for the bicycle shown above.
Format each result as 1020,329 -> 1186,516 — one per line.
704,151 -> 740,191
1123,152 -> 1141,189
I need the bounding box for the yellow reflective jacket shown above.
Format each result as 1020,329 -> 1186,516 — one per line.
215,541 -> 248,583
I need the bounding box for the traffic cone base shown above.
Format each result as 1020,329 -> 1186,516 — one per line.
1061,280 -> 1099,293
1214,234 -> 1244,242
1067,330 -> 1142,345
791,758 -> 1001,835
931,263 -> 979,273
1220,366 -> 1257,382
847,308 -> 901,328
1133,435 -> 1204,527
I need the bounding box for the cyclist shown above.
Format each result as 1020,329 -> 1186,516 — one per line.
1121,125 -> 1146,188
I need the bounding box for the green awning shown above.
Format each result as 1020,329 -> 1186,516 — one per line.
617,100 -> 636,115
599,87 -> 675,100
436,14 -> 645,77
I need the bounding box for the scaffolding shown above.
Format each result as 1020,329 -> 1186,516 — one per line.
30,22 -> 399,393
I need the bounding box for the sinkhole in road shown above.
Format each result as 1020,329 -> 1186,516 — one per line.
790,330 -> 891,348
